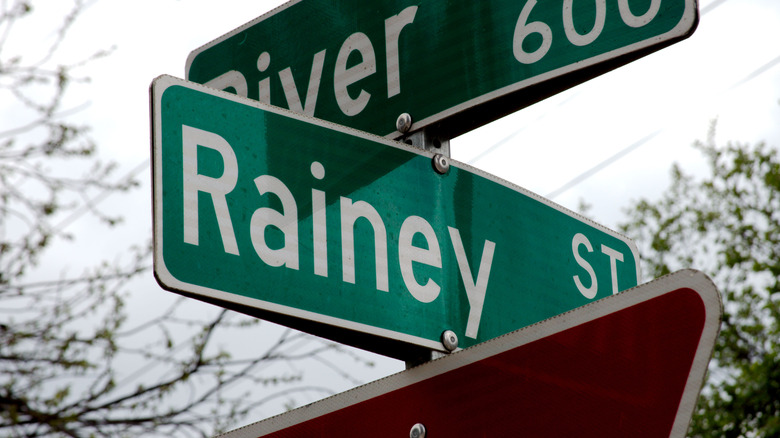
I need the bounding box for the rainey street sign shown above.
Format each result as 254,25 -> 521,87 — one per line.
151,75 -> 640,360
186,0 -> 698,139
215,270 -> 722,438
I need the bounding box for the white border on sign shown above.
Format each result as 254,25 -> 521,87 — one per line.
150,74 -> 642,354
183,0 -> 698,138
214,269 -> 721,438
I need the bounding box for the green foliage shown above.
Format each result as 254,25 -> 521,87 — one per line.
620,123 -> 780,437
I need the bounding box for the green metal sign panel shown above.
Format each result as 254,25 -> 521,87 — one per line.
152,75 -> 641,359
186,0 -> 698,139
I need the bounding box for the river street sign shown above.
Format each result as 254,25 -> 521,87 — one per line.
216,270 -> 722,438
151,75 -> 640,360
186,0 -> 698,139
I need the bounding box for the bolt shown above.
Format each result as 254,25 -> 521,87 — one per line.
432,154 -> 450,174
441,330 -> 458,352
396,113 -> 413,133
410,423 -> 427,438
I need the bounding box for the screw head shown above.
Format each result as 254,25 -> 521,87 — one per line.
441,330 -> 458,352
432,154 -> 450,174
396,113 -> 413,133
410,423 -> 426,438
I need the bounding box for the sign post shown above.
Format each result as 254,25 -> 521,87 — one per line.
215,269 -> 722,438
186,0 -> 698,139
151,75 -> 640,360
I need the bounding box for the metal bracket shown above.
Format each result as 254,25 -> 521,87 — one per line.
405,350 -> 447,370
400,129 -> 451,157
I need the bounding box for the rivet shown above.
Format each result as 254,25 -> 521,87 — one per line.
396,113 -> 413,133
433,154 -> 450,174
441,330 -> 458,352
410,423 -> 426,438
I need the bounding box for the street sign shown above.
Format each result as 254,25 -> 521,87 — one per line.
186,0 -> 698,139
216,270 -> 722,438
151,75 -> 640,360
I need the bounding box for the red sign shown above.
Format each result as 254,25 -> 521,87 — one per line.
219,270 -> 721,438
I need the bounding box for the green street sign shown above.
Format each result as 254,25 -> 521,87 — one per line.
151,75 -> 640,360
186,0 -> 698,139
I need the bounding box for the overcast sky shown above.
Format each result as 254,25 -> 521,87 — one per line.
12,0 -> 780,424
61,0 -> 780,228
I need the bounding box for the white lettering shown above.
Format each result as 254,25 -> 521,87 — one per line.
384,6 -> 418,98
181,125 -> 239,255
311,162 -> 328,277
250,175 -> 299,269
618,0 -> 661,28
514,0 -> 661,65
513,0 -> 553,64
600,244 -> 624,294
399,215 -> 442,303
340,196 -> 389,292
448,227 -> 495,339
279,49 -> 326,117
334,32 -> 376,116
563,0 -> 606,46
203,71 -> 248,97
572,232 -> 597,299
257,52 -> 272,104
203,7 -> 419,119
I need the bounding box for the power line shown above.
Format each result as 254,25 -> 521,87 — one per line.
701,0 -> 729,14
33,0 -> 741,235
545,52 -> 780,199
7,0 -> 752,236
467,0 -> 732,168
468,90 -> 582,165
729,53 -> 780,91
545,130 -> 662,199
